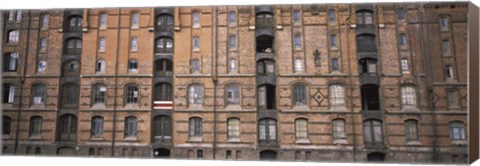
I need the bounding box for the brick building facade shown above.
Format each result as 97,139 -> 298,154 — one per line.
0,2 -> 469,163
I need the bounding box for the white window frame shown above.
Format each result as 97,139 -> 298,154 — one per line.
192,36 -> 200,51
131,13 -> 139,29
37,60 -> 46,73
98,37 -> 106,52
294,59 -> 303,72
401,58 -> 409,73
401,86 -> 417,108
329,84 -> 345,107
130,37 -> 138,52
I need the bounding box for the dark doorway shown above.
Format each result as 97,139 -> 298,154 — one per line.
361,84 -> 380,110
57,147 -> 74,156
153,148 -> 170,158
256,35 -> 274,53
259,150 -> 277,160
367,152 -> 385,162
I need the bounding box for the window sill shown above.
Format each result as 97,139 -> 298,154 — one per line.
2,103 -> 13,108
130,50 -> 138,53
30,104 -> 45,109
128,70 -> 138,73
188,137 -> 203,142
401,106 -> 420,112
225,105 -> 242,111
188,104 -> 204,110
292,105 -> 310,111
124,104 -> 139,109
91,103 -> 106,109
294,48 -> 302,52
228,48 -> 237,52
333,139 -> 348,145
329,106 -> 348,112
90,137 -> 104,141
6,42 -> 19,46
406,140 -> 421,146
227,138 -> 241,143
330,47 -> 339,51
295,139 -> 310,144
448,106 -> 461,111
192,49 -> 200,52
124,137 -> 138,141
451,140 -> 467,146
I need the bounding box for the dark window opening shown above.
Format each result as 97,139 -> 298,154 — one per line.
256,35 -> 274,53
356,34 -> 377,53
363,120 -> 383,145
3,52 -> 18,72
64,38 -> 82,55
67,16 -> 82,32
58,114 -> 77,142
153,116 -> 172,140
256,13 -> 274,29
367,152 -> 385,162
197,150 -> 203,159
226,150 -> 232,159
189,117 -> 202,137
356,11 -> 373,25
154,83 -> 173,101
256,59 -> 275,75
128,60 -> 138,72
258,84 -> 276,109
361,84 -> 380,110
124,116 -> 137,138
359,58 -> 378,76
61,83 -> 79,108
259,150 -> 277,160
2,116 -> 11,135
156,14 -> 174,31
153,148 -> 171,158
62,60 -> 80,77
90,116 -> 104,138
258,118 -> 277,143
29,116 -> 43,137
3,83 -> 14,103
155,37 -> 173,53
155,59 -> 173,77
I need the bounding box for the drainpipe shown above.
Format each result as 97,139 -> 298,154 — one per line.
0,11 -> 3,153
111,8 -> 122,157
345,6 -> 357,161
211,6 -> 218,159
14,10 -> 31,154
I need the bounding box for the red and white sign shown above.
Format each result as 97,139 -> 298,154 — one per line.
154,101 -> 173,110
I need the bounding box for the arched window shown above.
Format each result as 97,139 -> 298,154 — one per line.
131,12 -> 139,29
293,34 -> 302,50
295,118 -> 308,139
227,118 -> 240,139
125,84 -> 139,104
39,38 -> 47,52
292,10 -> 301,24
41,14 -> 49,29
2,116 -> 12,135
91,116 -> 104,138
61,83 -> 79,108
31,83 -> 46,105
156,37 -> 173,53
229,35 -> 237,49
192,36 -> 200,51
130,37 -> 138,51
99,13 -> 107,29
294,59 -> 303,72
155,59 -> 173,77
399,33 -> 407,47
401,86 -> 417,107
58,114 -> 77,141
7,30 -> 19,43
256,13 -> 274,29
156,14 -> 173,31
445,65 -> 454,79
62,60 -> 80,77
3,83 -> 14,104
95,60 -> 105,72
356,10 -> 373,25
292,83 -> 307,105
64,38 -> 82,55
188,84 -> 203,105
228,11 -> 236,25
404,120 -> 418,141
3,52 -> 18,72
332,119 -> 346,140
449,121 -> 465,140
258,118 -> 276,142
225,84 -> 240,105
192,11 -> 200,28
329,84 -> 345,107
154,83 -> 172,101
92,84 -> 107,105
153,115 -> 172,140
29,116 -> 43,137
189,117 -> 202,138
128,59 -> 138,72
328,9 -> 336,24
67,16 -> 82,32
98,37 -> 106,52
124,116 -> 137,138
363,119 -> 383,145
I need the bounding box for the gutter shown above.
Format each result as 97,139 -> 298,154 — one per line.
345,6 -> 357,161
111,8 -> 122,157
211,6 -> 218,159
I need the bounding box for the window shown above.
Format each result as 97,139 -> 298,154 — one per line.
439,17 -> 449,31
189,117 -> 202,137
98,37 -> 106,52
258,118 -> 276,142
256,13 -> 274,29
294,59 -> 303,72
31,83 -> 46,104
29,116 -> 42,137
35,147 -> 41,154
3,83 -> 14,104
128,60 -> 138,72
332,119 -> 346,140
3,52 -> 18,72
356,11 -> 373,25
91,116 -> 104,138
7,30 -> 19,43
92,84 -> 107,105
61,83 -> 79,108
256,59 -> 275,75
39,38 -> 47,52
396,8 -> 405,20
2,116 -> 11,135
442,40 -> 452,57
229,35 -> 237,49
401,58 -> 409,72
257,84 -> 276,109
156,37 -> 173,53
191,59 -> 200,72
155,59 -> 173,76
448,90 -> 459,108
330,34 -> 337,49
197,150 -> 203,159
67,16 -> 83,32
99,13 -> 107,29
399,33 -> 407,47
58,114 -> 77,141
89,148 -> 94,156
236,150 -> 242,159
156,14 -> 173,31
192,11 -> 200,28
401,86 -> 417,107
154,83 -> 172,101
356,34 -> 376,53
295,118 -> 308,139
329,84 -> 345,107
294,34 -> 302,50
130,37 -> 138,51
16,10 -> 22,21
192,36 -> 200,51
445,65 -> 454,79
62,60 -> 80,77
227,118 -> 240,139
153,116 -> 172,140
359,58 -> 377,76
328,9 -> 336,24
41,14 -> 49,29
225,84 -> 240,105
8,10 -> 14,21
331,58 -> 339,71
124,116 -> 137,138
449,121 -> 465,140
131,13 -> 139,29
226,150 -> 232,159
96,60 -> 105,73
361,84 -> 380,110
188,84 -> 203,105
228,11 -> 236,25
293,83 -> 307,105
65,38 -> 82,55
363,120 -> 383,145
229,59 -> 237,73
404,120 -> 418,141
125,84 -> 139,104
292,10 -> 301,24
